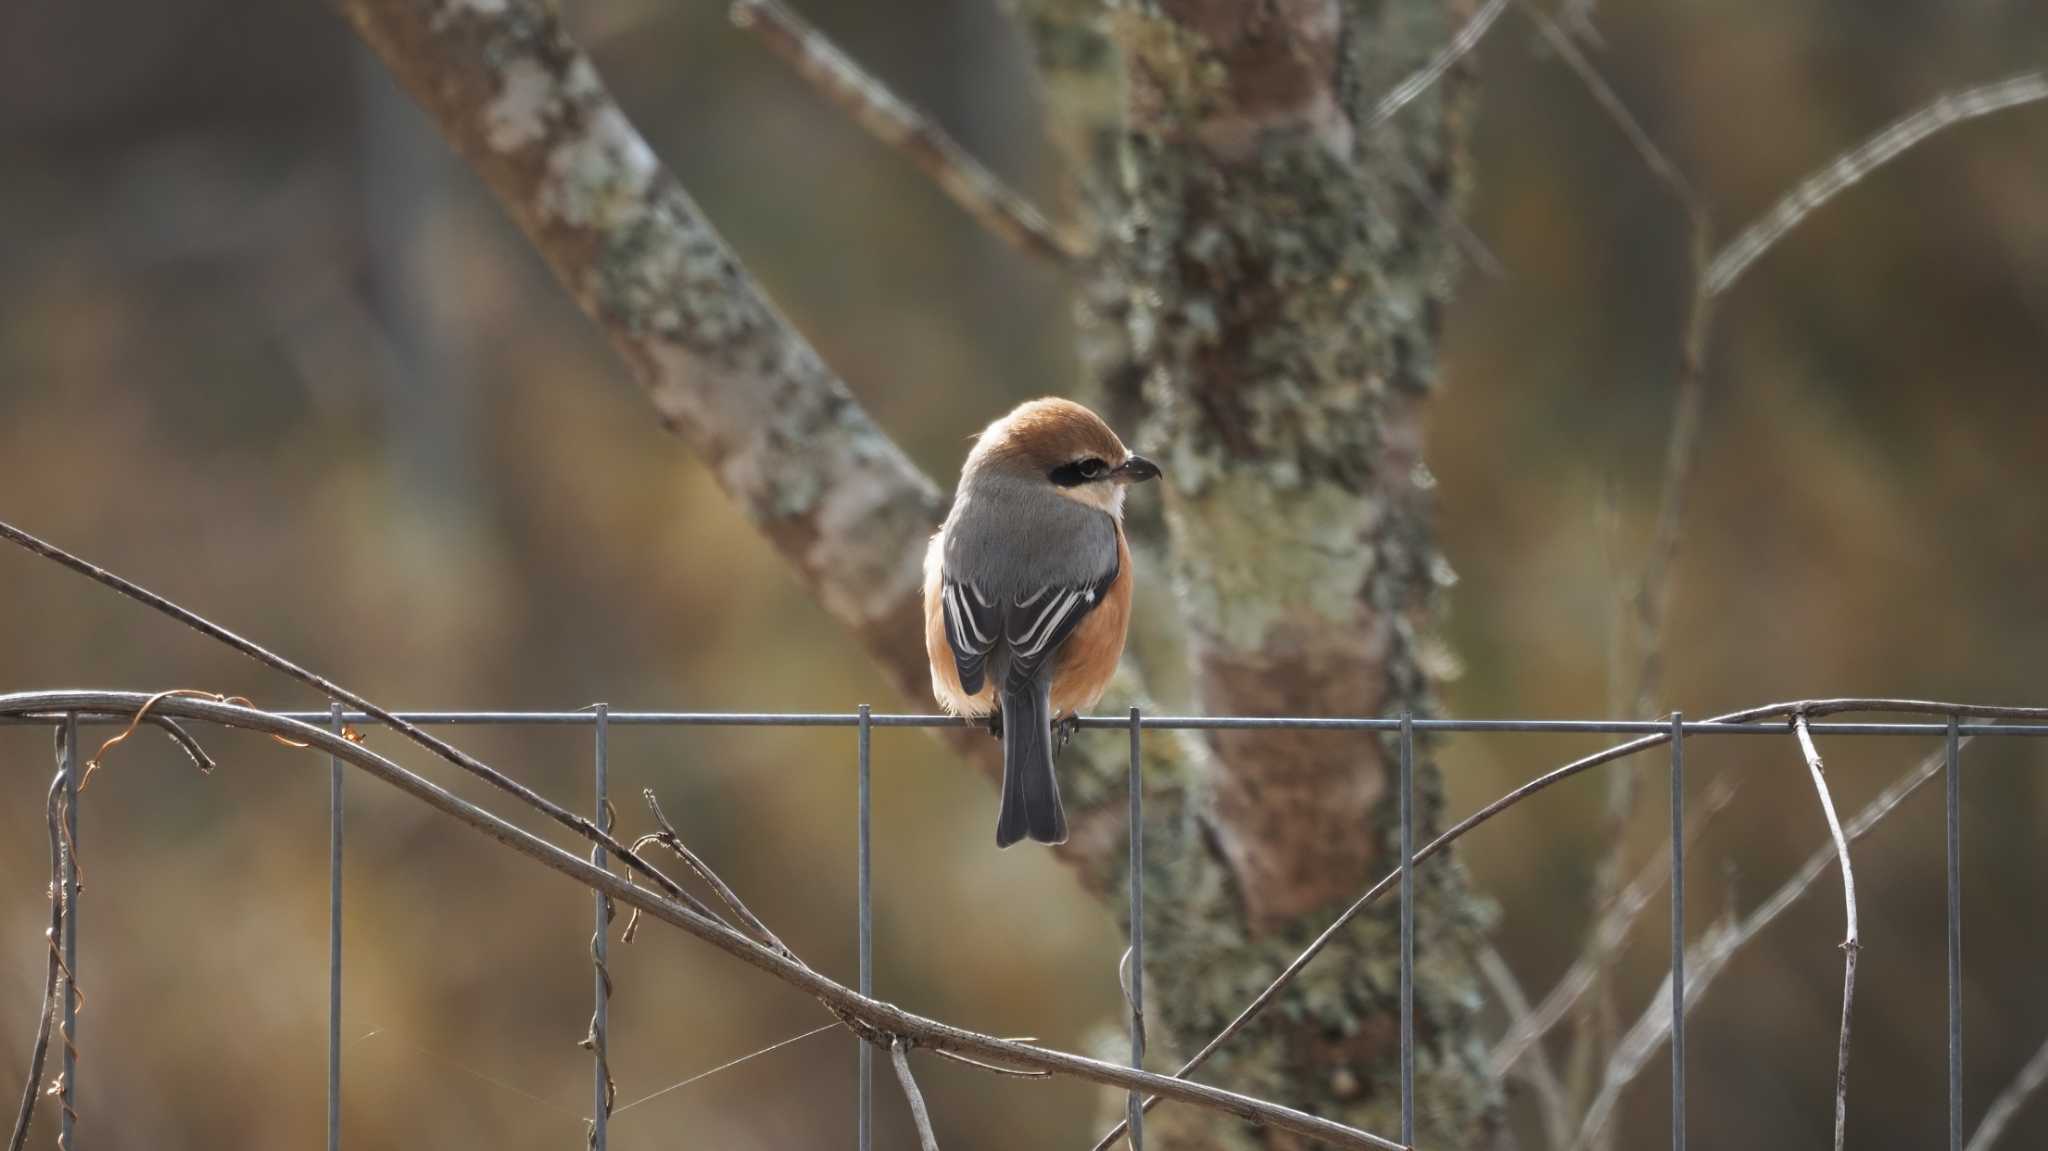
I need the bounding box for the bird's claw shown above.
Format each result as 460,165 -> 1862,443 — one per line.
1052,715 -> 1080,753
983,709 -> 1003,740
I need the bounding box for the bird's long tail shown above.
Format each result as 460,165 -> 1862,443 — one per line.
996,670 -> 1066,847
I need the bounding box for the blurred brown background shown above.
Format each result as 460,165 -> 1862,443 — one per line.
2,1 -> 2045,1148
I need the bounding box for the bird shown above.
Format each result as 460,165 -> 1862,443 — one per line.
923,397 -> 1161,847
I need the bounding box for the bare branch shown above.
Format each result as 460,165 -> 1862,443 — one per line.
1572,900 -> 1739,1150
0,518 -> 754,929
1967,1029 -> 2048,1151
1088,704 -> 2029,1149
891,1039 -> 943,1151
1629,217 -> 1716,722
0,691 -> 1403,1151
1510,10 -> 1718,1118
729,0 -> 1088,263
0,519 -> 726,906
1493,777 -> 1737,1076
635,789 -> 803,966
1478,945 -> 1571,1151
1572,735 -> 1963,1147
326,0 -> 946,711
1369,0 -> 1510,129
1795,716 -> 1858,1151
1511,0 -> 1702,217
1524,8 -> 1719,1119
1706,72 -> 2048,296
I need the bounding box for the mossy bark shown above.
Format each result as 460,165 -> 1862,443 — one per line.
337,0 -> 1502,1144
1015,1 -> 1502,1145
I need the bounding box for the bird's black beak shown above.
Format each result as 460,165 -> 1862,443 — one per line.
1113,454 -> 1161,484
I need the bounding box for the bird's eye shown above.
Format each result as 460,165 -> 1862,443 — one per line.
1050,457 -> 1110,486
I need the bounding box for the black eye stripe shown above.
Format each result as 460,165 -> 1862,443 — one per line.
1049,457 -> 1110,486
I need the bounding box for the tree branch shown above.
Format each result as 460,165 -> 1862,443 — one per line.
1369,0 -> 1511,130
1492,777 -> 1737,1076
1706,71 -> 2048,296
729,0 -> 1088,263
327,0 -> 945,707
1794,716 -> 1858,1151
891,1039 -> 943,1151
0,517 -> 721,928
1478,944 -> 1571,1151
0,691 -> 1402,1151
1092,704 -> 2029,1145
1572,734 -> 1965,1146
1967,1029 -> 2048,1151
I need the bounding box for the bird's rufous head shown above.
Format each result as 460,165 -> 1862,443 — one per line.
965,398 -> 1161,512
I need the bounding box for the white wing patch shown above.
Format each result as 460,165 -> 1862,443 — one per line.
942,582 -> 994,649
1007,588 -> 1090,662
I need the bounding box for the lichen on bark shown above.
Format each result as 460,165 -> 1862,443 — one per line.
339,0 -> 1502,1143
1014,0 -> 1501,1144
338,0 -> 944,695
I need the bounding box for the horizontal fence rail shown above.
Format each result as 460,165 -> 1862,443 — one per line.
3,697 -> 2031,1151
8,710 -> 2048,735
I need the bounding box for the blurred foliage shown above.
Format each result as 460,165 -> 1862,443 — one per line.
0,0 -> 2045,1148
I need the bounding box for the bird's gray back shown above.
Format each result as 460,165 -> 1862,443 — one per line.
942,472 -> 1117,599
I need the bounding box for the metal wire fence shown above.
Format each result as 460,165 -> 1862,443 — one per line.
13,704 -> 2045,1151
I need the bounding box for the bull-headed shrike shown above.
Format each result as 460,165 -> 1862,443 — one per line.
924,398 -> 1160,847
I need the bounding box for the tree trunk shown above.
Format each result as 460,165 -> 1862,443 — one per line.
1014,2 -> 1501,1144
331,0 -> 1500,1144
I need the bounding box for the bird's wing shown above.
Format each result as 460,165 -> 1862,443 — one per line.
940,577 -> 1002,696
943,553 -> 1121,697
1000,550 -> 1121,691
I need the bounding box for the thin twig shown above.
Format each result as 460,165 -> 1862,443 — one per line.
1706,71 -> 2048,296
635,790 -> 803,965
1478,945 -> 1571,1151
1494,777 -> 1737,1076
1571,734 -> 1963,1147
1795,716 -> 1858,1151
1369,0 -> 1511,129
1511,0 -> 1702,215
1571,899 -> 1739,1150
1380,143 -> 1510,280
1630,217 -> 1715,723
1513,7 -> 1715,1128
728,0 -> 1088,263
891,1039 -> 943,1151
0,519 -> 715,924
0,528 -> 1400,1146
7,773 -> 67,1151
1966,1028 -> 2048,1151
1084,700 -> 2027,1150
0,691 -> 1404,1151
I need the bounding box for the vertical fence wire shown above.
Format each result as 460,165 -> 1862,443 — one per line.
59,712 -> 79,1151
327,702 -> 344,1151
589,703 -> 611,1151
1399,711 -> 1415,1149
1946,715 -> 1962,1151
857,704 -> 873,1151
1127,707 -> 1146,1151
1669,711 -> 1686,1151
